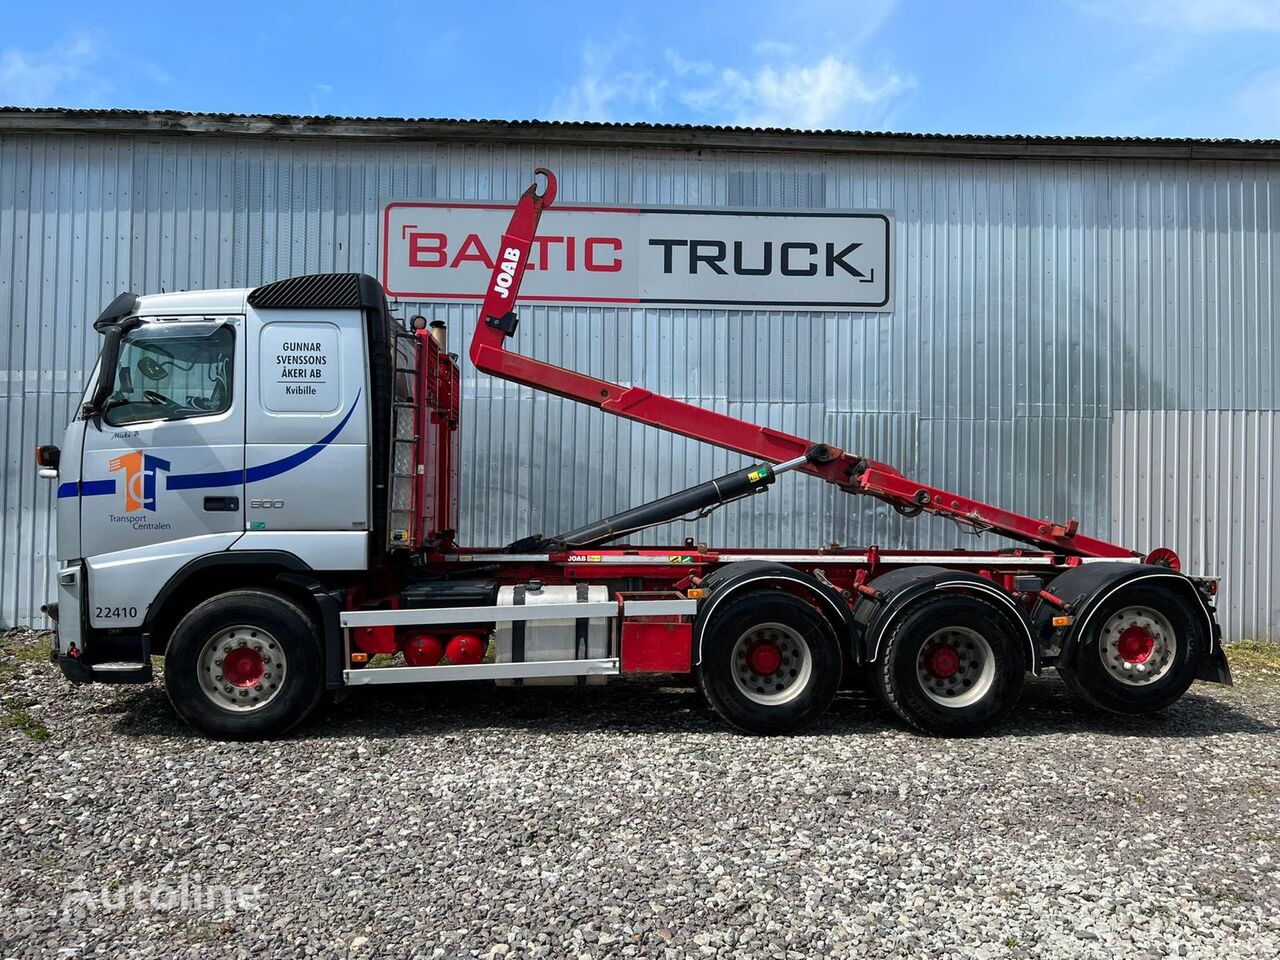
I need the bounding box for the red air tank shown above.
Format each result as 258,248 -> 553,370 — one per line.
403,632 -> 445,667
444,634 -> 485,665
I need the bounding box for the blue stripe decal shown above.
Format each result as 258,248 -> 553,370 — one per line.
166,391 -> 361,491
58,479 -> 117,499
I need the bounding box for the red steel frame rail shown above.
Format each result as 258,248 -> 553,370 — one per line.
468,169 -> 1144,561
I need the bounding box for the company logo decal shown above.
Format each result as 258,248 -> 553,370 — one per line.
108,451 -> 171,513
490,246 -> 521,300
104,451 -> 173,531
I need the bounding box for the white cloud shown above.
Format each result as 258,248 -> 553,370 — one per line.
551,42 -> 910,130
0,32 -> 102,106
683,55 -> 909,129
310,83 -> 334,115
548,41 -> 667,122
664,50 -> 713,78
1082,0 -> 1280,31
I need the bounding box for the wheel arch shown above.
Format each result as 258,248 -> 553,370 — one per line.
692,561 -> 854,667
146,552 -> 314,647
1036,562 -> 1220,669
854,566 -> 1041,674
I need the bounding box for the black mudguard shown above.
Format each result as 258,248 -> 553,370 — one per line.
1031,562 -> 1225,681
691,560 -> 856,667
851,566 -> 1041,673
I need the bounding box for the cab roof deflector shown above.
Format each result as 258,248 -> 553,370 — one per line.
248,273 -> 384,310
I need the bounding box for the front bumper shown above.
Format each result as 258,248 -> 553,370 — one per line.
49,560 -> 152,685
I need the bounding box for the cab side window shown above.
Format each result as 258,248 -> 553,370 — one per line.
104,325 -> 235,426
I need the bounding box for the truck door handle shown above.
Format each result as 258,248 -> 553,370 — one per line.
203,496 -> 240,512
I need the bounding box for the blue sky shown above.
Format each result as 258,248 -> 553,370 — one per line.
1,0 -> 1278,137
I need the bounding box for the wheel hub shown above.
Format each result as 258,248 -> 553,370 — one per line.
923,642 -> 961,679
1098,607 -> 1177,686
745,641 -> 783,677
222,646 -> 266,687
915,627 -> 996,708
1116,625 -> 1155,664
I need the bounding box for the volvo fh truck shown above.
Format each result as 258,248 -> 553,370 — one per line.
37,169 -> 1230,739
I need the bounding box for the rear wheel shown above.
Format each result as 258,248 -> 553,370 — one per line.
697,591 -> 842,735
1057,585 -> 1206,715
165,589 -> 324,739
874,593 -> 1026,736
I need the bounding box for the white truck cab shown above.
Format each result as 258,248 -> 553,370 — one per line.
44,275 -> 399,702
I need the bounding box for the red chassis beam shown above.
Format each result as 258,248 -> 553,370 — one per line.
468,169 -> 1145,562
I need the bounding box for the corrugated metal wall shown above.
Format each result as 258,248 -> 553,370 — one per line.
1,132 -> 1276,638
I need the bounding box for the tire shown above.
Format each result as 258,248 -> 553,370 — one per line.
1057,584 -> 1207,715
696,590 -> 842,735
874,593 -> 1026,736
164,589 -> 325,740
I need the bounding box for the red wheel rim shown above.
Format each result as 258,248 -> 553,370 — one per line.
222,646 -> 266,688
745,641 -> 783,676
1116,625 -> 1155,664
923,642 -> 961,679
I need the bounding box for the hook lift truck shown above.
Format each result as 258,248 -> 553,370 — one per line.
38,168 -> 1231,739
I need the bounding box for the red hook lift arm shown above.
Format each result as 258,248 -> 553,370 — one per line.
469,168 -> 1141,560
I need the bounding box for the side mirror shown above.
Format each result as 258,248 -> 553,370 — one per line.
36,444 -> 60,480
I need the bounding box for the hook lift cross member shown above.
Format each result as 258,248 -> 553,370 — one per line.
42,168 -> 1230,739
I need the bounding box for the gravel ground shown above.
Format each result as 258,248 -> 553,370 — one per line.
1,630 -> 1278,960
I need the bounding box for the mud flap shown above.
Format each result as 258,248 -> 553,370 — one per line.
1196,647 -> 1233,686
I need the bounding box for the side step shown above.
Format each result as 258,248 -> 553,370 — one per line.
344,657 -> 619,686
90,661 -> 154,684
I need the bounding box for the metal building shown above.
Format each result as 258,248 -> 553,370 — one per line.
1,108 -> 1276,639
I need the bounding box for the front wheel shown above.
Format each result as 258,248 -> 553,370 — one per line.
874,593 -> 1027,736
164,589 -> 324,740
1057,584 -> 1207,715
697,590 -> 842,735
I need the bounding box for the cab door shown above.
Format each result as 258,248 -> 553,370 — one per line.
78,317 -> 245,630
241,305 -> 370,571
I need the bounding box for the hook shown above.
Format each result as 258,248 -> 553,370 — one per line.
524,167 -> 558,209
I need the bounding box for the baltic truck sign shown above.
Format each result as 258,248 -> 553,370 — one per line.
382,202 -> 892,310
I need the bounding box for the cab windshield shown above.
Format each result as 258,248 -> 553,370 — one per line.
101,322 -> 234,426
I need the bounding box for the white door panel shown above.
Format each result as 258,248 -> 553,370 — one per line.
244,306 -> 370,566
55,417 -> 87,562
78,318 -> 245,621
245,438 -> 368,533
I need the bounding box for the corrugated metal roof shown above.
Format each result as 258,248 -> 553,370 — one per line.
2,107 -> 1279,160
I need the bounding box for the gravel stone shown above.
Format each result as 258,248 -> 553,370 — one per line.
1,630 -> 1278,959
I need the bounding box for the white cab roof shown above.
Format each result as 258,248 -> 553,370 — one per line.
135,288 -> 251,316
